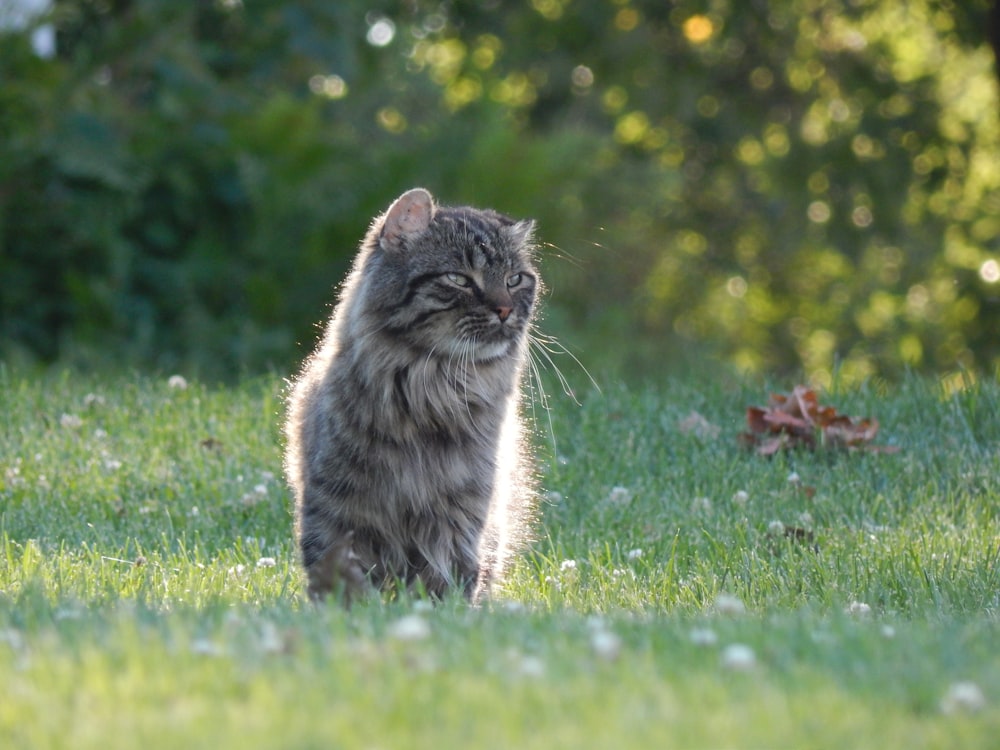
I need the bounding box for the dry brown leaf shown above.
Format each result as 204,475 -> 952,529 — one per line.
766,523 -> 819,554
740,385 -> 898,455
200,437 -> 223,452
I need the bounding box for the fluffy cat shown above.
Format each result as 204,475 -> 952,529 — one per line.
284,187 -> 539,603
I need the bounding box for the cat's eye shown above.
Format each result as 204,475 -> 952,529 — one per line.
507,273 -> 523,288
446,273 -> 472,288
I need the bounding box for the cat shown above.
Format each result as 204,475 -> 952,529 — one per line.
283,187 -> 539,604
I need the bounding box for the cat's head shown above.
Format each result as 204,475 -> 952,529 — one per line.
364,188 -> 538,364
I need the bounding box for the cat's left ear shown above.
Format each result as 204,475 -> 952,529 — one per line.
380,188 -> 435,250
503,219 -> 536,249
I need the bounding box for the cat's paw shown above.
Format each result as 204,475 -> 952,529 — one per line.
307,532 -> 372,606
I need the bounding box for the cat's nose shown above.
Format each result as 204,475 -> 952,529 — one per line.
496,305 -> 513,322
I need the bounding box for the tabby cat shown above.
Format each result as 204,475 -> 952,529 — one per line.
284,187 -> 539,603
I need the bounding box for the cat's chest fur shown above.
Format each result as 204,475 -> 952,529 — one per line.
316,344 -> 509,510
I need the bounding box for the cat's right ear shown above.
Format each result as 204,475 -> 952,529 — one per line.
379,188 -> 435,250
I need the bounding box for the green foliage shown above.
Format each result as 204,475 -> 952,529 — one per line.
2,369 -> 1000,747
1,0 -> 998,380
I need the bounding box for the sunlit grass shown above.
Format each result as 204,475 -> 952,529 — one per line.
1,368 -> 999,748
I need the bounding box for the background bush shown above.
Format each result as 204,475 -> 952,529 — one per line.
1,0 -> 998,382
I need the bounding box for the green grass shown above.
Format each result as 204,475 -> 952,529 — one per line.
1,366 -> 999,748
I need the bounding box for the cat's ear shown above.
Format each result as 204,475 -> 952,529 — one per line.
380,188 -> 435,250
503,219 -> 536,249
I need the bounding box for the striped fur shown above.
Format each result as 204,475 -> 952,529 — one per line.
284,188 -> 538,603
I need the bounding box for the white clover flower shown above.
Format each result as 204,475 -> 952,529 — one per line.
627,548 -> 643,561
60,413 -> 83,429
256,557 -> 276,568
83,393 -> 106,408
5,464 -> 25,488
940,681 -> 986,714
846,601 -> 872,617
721,643 -> 757,671
388,614 -> 431,641
388,615 -> 431,641
862,520 -> 890,534
591,629 -> 622,661
713,593 -> 747,616
767,520 -> 786,536
167,375 -> 189,390
689,627 -> 719,647
678,410 -> 721,439
583,615 -> 604,630
190,638 -> 223,656
240,491 -> 264,507
798,512 -> 814,526
228,564 -> 246,576
518,655 -> 546,677
560,559 -> 577,572
690,496 -> 713,514
0,628 -> 24,650
787,471 -> 801,484
253,484 -> 268,496
732,490 -> 749,506
607,486 -> 632,505
258,622 -> 286,654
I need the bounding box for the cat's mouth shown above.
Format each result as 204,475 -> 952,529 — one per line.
437,329 -> 517,363
468,338 -> 515,362
469,317 -> 525,361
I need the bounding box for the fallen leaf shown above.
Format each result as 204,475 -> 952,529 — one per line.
766,523 -> 819,554
739,385 -> 898,455
780,525 -> 815,544
200,437 -> 223,452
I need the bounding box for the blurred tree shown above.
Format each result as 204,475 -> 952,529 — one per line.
1,0 -> 997,383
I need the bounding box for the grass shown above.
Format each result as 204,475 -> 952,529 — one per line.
1,365 -> 999,748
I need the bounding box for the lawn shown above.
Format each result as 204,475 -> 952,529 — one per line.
1,366 -> 998,748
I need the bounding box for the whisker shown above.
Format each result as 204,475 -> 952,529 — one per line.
530,328 -> 599,397
525,343 -> 560,458
444,340 -> 465,424
526,349 -> 549,412
461,337 -> 475,423
538,241 -> 586,270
